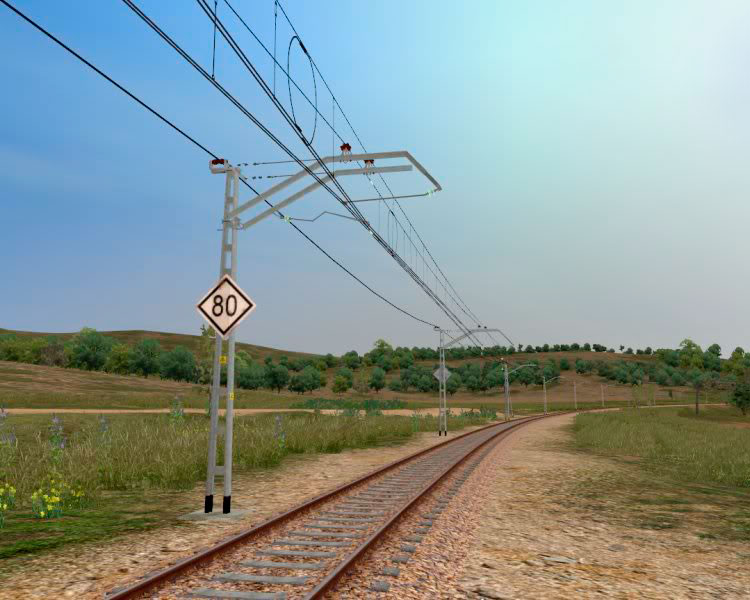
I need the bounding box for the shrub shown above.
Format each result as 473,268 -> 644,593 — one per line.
159,346 -> 197,382
730,383 -> 750,416
67,328 -> 115,371
369,367 -> 386,393
332,375 -> 349,394
132,339 -> 162,378
104,344 -> 133,375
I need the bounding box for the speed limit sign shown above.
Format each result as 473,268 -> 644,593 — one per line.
197,274 -> 256,338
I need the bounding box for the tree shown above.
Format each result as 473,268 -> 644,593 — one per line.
324,353 -> 337,368
132,339 -> 162,378
465,375 -> 482,393
388,377 -> 403,392
68,328 -> 115,371
300,365 -> 323,393
446,373 -> 462,395
417,374 -> 433,393
335,367 -> 354,388
236,361 -> 265,390
369,367 -> 386,393
159,346 -> 197,382
342,351 -> 361,370
730,383 -> 750,416
373,339 -> 393,353
559,358 -> 570,371
679,339 -> 704,370
687,368 -> 708,415
485,367 -> 503,390
583,343 -> 591,351
104,344 -> 133,375
619,345 -> 625,352
265,364 -> 290,393
332,375 -> 349,395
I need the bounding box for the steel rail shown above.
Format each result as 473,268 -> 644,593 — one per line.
305,414 -> 545,598
106,416 -> 540,599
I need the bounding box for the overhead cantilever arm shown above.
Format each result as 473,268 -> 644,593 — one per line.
239,164 -> 412,230
442,328 -> 505,349
228,150 -> 441,222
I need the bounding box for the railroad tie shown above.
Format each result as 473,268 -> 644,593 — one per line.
272,539 -> 351,547
240,560 -> 325,570
214,573 -> 309,585
187,589 -> 286,599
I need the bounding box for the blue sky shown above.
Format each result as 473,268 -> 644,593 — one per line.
1,1 -> 749,356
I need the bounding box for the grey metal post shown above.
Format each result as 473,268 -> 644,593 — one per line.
204,332 -> 222,513
543,376 -> 547,416
223,167 -> 240,514
503,362 -> 510,421
574,381 -> 577,411
205,166 -> 234,513
439,329 -> 447,436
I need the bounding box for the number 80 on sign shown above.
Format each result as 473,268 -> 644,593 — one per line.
197,274 -> 256,338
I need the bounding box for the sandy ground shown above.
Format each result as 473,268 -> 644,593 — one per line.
447,414 -> 750,599
0,425 -> 482,599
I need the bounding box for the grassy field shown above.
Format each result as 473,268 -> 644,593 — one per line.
573,407 -> 750,488
0,328 -> 319,362
0,410 -> 493,561
0,359 -> 710,412
568,406 -> 750,542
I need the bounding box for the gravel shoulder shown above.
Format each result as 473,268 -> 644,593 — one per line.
449,414 -> 750,599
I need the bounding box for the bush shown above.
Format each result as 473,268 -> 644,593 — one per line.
332,375 -> 349,394
265,364 -> 290,393
730,383 -> 750,416
132,339 -> 162,378
104,344 -> 133,375
369,367 -> 386,393
236,361 -> 265,390
67,328 -> 115,371
159,346 -> 197,382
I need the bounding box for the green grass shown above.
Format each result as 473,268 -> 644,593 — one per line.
0,411 -> 493,561
572,407 -> 750,488
563,408 -> 750,543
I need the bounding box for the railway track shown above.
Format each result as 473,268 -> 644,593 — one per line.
107,416 -> 544,600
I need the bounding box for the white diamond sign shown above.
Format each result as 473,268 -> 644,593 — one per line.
433,365 -> 451,383
197,275 -> 256,338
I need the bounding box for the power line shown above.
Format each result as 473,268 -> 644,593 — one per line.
273,0 -> 499,341
0,0 -> 438,330
124,0 -> 483,345
221,0 -> 492,343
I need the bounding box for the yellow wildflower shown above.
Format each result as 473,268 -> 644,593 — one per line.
40,511 -> 45,517
1,504 -> 6,510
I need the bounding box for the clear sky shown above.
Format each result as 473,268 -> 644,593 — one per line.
1,1 -> 749,356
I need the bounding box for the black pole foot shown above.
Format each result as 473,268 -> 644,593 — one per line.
223,495 -> 231,514
204,494 -> 213,513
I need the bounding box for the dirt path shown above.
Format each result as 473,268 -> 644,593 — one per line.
0,426 -> 483,599
446,414 -> 750,599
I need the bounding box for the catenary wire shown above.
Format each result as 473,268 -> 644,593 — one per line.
0,0 -> 439,330
184,0 -> 485,345
222,0 -> 491,339
273,0 -> 500,341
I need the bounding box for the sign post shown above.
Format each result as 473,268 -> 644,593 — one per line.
198,159 -> 256,514
433,357 -> 451,436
